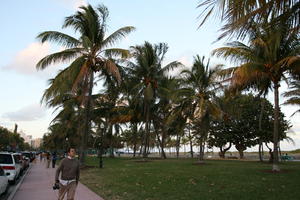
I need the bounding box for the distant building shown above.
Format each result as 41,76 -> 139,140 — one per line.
32,138 -> 42,149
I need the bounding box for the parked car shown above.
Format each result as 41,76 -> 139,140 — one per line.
0,152 -> 22,184
13,153 -> 29,173
0,167 -> 8,195
22,152 -> 35,162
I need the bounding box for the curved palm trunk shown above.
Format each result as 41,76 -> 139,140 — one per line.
265,142 -> 274,162
79,72 -> 94,166
155,130 -> 167,159
219,143 -> 232,158
273,83 -> 280,171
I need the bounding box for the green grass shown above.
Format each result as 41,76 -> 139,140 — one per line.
80,157 -> 300,200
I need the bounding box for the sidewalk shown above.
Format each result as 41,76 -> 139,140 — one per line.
12,159 -> 104,200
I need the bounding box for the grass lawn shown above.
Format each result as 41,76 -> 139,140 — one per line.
80,157 -> 300,200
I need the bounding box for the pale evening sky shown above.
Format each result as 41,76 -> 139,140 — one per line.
0,0 -> 299,151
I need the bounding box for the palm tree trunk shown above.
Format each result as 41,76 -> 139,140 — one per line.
176,134 -> 180,159
133,123 -> 138,157
259,142 -> 263,162
79,72 -> 94,166
143,106 -> 150,158
108,124 -> 114,158
155,131 -> 167,159
258,99 -> 265,162
188,126 -> 194,158
273,83 -> 280,171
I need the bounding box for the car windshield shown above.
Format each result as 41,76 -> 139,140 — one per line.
0,154 -> 13,164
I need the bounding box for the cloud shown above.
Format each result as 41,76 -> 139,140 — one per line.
2,104 -> 47,121
3,42 -> 49,74
178,56 -> 193,67
2,42 -> 63,78
56,0 -> 87,10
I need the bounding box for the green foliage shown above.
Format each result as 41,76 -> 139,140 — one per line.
81,157 -> 300,200
0,126 -> 29,151
290,149 -> 300,154
208,94 -> 291,152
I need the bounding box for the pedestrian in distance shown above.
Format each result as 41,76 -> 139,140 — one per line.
46,152 -> 51,168
52,151 -> 57,168
40,152 -> 43,162
55,147 -> 80,200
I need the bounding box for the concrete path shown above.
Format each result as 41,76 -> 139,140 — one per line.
12,159 -> 104,200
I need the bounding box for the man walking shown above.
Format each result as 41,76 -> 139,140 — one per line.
52,151 -> 57,168
55,147 -> 80,200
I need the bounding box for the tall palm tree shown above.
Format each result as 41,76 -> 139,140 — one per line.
127,41 -> 182,158
36,4 -> 135,165
212,21 -> 300,171
178,55 -> 222,161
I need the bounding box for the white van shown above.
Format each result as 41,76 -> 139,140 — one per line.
0,152 -> 21,184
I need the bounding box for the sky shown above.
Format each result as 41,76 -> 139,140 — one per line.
0,0 -> 299,151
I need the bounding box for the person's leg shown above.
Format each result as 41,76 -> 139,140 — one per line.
58,184 -> 68,200
66,182 -> 77,200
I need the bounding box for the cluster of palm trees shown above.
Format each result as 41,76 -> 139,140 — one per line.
38,2 -> 300,172
198,0 -> 300,171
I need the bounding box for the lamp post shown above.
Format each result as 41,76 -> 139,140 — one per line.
99,124 -> 105,168
65,137 -> 69,157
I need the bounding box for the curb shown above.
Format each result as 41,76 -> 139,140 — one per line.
7,165 -> 32,200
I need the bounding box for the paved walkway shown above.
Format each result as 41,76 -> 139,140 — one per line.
12,159 -> 104,200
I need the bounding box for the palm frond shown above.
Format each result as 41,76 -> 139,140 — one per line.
100,59 -> 121,84
103,48 -> 130,59
36,48 -> 84,70
36,31 -> 80,48
102,26 -> 136,48
160,61 -> 183,74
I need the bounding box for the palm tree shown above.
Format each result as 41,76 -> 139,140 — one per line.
36,4 -> 135,165
154,77 -> 182,159
127,41 -> 182,158
283,80 -> 300,116
178,55 -> 222,161
212,21 -> 300,171
198,0 -> 300,40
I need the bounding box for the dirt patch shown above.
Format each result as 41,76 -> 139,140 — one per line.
192,161 -> 209,165
133,159 -> 152,163
260,169 -> 293,174
80,165 -> 97,170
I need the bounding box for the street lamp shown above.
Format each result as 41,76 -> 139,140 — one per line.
65,137 -> 69,156
99,123 -> 105,168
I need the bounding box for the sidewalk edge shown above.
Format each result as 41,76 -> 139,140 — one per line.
7,165 -> 32,200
